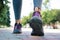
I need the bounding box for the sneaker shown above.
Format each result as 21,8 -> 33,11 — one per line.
13,23 -> 22,34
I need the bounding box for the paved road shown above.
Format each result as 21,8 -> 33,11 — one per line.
0,27 -> 60,40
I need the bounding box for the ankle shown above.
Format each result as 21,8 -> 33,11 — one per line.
34,7 -> 41,12
16,20 -> 21,24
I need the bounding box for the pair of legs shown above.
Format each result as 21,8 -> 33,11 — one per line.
13,0 -> 42,24
13,0 -> 42,33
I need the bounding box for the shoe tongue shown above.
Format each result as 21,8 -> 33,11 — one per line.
34,12 -> 40,16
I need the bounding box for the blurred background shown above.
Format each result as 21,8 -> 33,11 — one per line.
0,0 -> 60,29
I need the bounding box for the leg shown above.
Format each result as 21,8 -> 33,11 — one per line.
13,0 -> 22,33
33,0 -> 42,8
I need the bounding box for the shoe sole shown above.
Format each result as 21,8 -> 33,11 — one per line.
31,33 -> 44,36
13,32 -> 22,34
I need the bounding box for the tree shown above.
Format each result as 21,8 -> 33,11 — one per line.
41,10 -> 56,24
0,0 -> 10,27
42,9 -> 60,29
56,10 -> 60,22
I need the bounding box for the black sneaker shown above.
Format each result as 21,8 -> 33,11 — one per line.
13,23 -> 22,34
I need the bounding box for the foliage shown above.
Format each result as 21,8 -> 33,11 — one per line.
0,0 -> 10,27
42,9 -> 60,25
21,16 -> 28,26
56,10 -> 60,22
